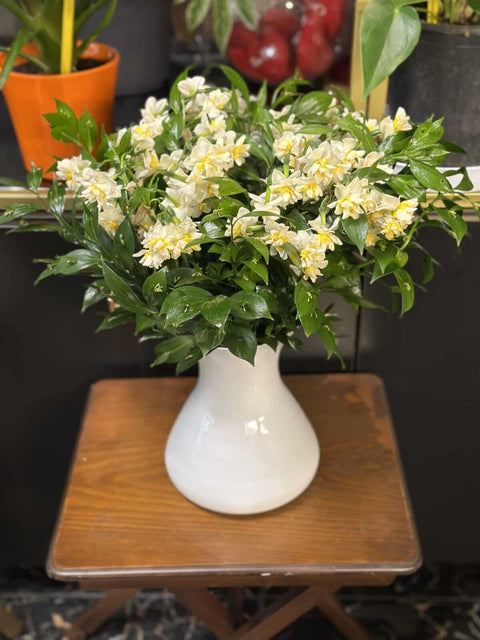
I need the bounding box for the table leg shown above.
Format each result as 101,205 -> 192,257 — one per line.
230,587 -> 317,640
227,588 -> 245,626
170,587 -> 235,640
315,588 -> 371,640
65,588 -> 138,640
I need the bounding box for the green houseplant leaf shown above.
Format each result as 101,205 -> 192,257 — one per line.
360,0 -> 421,97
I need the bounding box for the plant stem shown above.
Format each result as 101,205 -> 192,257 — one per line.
0,45 -> 49,71
0,0 -> 37,29
74,0 -> 111,35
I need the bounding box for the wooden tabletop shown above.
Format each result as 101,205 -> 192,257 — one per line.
48,374 -> 421,587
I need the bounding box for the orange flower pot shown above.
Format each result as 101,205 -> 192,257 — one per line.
1,42 -> 119,175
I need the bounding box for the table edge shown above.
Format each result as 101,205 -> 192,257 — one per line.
46,552 -> 423,583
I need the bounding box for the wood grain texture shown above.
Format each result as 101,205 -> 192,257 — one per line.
48,374 -> 421,584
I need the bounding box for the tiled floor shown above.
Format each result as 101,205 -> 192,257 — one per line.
1,565 -> 480,639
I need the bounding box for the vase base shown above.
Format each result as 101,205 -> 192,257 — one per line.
165,444 -> 320,516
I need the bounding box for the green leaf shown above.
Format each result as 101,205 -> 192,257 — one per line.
78,110 -> 98,152
467,0 -> 480,12
295,91 -> 333,116
186,0 -> 212,30
421,252 -> 435,284
152,335 -> 195,365
409,159 -> 450,191
318,324 -> 341,361
135,313 -> 156,334
194,321 -> 224,355
82,283 -> 107,312
113,217 -> 135,269
370,244 -> 397,274
234,0 -> 257,27
27,165 -> 43,193
213,0 -> 233,53
142,268 -> 168,301
394,268 -> 415,316
102,263 -> 146,313
294,280 -> 317,316
244,259 -> 268,284
230,291 -> 272,320
0,202 -> 38,225
456,166 -> 474,192
36,249 -> 101,282
47,178 -> 65,217
301,308 -> 323,337
298,124 -> 331,135
342,215 -> 368,253
176,346 -> 203,373
0,28 -> 35,90
208,176 -> 246,196
169,66 -> 192,113
224,323 -> 257,365
246,237 -> 270,263
433,206 -> 467,246
96,310 -> 134,332
202,295 -> 231,329
360,0 -> 421,97
82,202 -> 99,242
117,128 -> 132,154
218,64 -> 250,102
411,119 -> 444,148
0,177 -> 25,187
75,0 -> 117,58
161,286 -> 213,326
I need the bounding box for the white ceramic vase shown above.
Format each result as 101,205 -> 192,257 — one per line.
165,344 -> 320,515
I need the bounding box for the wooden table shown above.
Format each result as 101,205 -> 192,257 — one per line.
48,374 -> 421,640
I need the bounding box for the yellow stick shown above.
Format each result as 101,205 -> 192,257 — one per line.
427,0 -> 439,24
60,0 -> 75,74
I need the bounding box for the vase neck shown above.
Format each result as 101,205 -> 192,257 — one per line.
197,345 -> 282,390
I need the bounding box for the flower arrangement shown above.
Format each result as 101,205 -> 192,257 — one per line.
1,67 -> 474,372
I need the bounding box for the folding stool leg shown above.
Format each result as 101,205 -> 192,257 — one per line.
171,587 -> 235,640
65,588 -> 138,640
315,588 -> 371,640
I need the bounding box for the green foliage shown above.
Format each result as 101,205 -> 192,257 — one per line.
183,0 -> 258,52
0,67 -> 474,373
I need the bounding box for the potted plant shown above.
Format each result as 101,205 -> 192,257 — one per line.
0,0 -> 120,174
1,66 -> 475,514
360,0 -> 480,165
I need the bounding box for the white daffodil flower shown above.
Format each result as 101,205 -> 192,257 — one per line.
197,89 -> 231,117
194,113 -> 227,139
249,192 -> 283,215
56,155 -> 91,191
80,169 -> 122,207
263,219 -> 296,259
273,131 -> 305,162
380,107 -> 412,138
309,217 -> 342,251
293,231 -> 329,283
178,76 -> 207,98
183,138 -> 233,177
328,177 -> 369,220
225,207 -> 258,239
269,169 -> 302,206
141,97 -> 168,122
134,218 -> 201,269
99,204 -> 125,237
